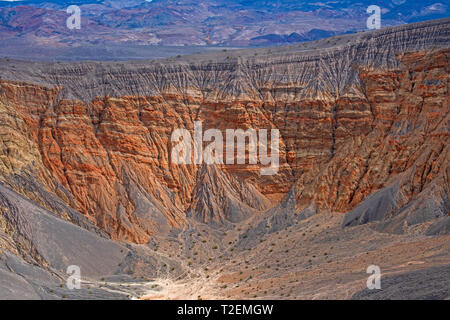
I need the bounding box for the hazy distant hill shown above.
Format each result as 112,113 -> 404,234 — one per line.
0,0 -> 448,60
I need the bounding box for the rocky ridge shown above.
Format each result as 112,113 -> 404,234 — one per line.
0,19 -> 448,245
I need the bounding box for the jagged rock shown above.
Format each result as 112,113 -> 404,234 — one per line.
188,164 -> 271,224
426,217 -> 450,236
0,19 -> 448,243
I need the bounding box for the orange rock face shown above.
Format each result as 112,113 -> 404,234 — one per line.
293,50 -> 449,215
0,48 -> 448,243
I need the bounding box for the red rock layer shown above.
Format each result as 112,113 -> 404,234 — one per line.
0,49 -> 448,243
293,50 -> 449,213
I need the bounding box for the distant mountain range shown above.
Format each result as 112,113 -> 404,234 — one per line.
0,0 -> 448,60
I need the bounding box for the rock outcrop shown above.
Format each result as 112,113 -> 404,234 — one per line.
0,19 -> 448,243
